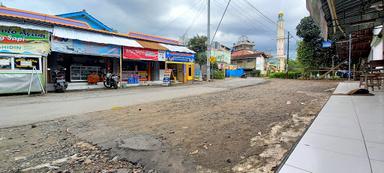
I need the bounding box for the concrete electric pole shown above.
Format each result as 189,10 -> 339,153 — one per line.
206,0 -> 211,81
348,33 -> 352,81
286,31 -> 290,73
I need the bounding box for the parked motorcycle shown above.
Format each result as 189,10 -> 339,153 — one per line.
52,68 -> 68,92
104,73 -> 119,89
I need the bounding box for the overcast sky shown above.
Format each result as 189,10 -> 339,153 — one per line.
2,0 -> 308,57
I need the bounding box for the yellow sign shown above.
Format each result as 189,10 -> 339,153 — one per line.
209,56 -> 216,63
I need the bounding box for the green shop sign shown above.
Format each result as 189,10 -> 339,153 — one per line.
0,26 -> 50,56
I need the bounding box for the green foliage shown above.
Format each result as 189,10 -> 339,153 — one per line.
330,75 -> 341,80
250,70 -> 261,77
195,52 -> 207,66
296,17 -> 321,43
212,70 -> 225,79
211,62 -> 219,71
296,17 -> 338,71
269,72 -> 302,79
288,59 -> 304,73
187,35 -> 207,65
297,41 -> 316,69
269,72 -> 285,79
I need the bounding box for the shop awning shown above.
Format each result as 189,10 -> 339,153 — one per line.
137,40 -> 168,51
159,44 -> 195,54
53,26 -> 142,48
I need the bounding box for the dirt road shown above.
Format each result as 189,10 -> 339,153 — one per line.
0,78 -> 263,128
0,79 -> 338,172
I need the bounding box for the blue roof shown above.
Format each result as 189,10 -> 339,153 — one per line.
57,10 -> 113,32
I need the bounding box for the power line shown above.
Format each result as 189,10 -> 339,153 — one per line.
236,0 -> 276,33
155,0 -> 203,35
243,0 -> 300,41
211,0 -> 231,43
182,0 -> 206,37
228,0 -> 278,35
243,0 -> 276,25
214,0 -> 275,36
230,1 -> 276,34
211,0 -> 300,55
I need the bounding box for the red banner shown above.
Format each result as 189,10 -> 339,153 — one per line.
123,47 -> 158,61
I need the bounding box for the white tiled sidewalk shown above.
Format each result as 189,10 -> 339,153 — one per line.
279,82 -> 384,173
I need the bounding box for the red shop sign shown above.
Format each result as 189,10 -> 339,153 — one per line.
123,47 -> 158,61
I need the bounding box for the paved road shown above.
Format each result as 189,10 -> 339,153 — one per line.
0,78 -> 265,128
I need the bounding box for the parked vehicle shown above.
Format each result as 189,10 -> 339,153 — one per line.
241,72 -> 248,78
52,68 -> 68,92
336,70 -> 352,78
103,73 -> 119,89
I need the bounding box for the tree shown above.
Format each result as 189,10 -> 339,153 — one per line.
296,17 -> 321,43
287,58 -> 304,73
187,35 -> 207,66
296,16 -> 337,70
297,41 -> 316,70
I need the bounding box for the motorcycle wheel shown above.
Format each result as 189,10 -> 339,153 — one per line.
103,81 -> 111,88
113,83 -> 118,89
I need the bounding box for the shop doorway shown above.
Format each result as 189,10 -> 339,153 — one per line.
48,52 -> 117,83
149,61 -> 163,81
167,63 -> 184,83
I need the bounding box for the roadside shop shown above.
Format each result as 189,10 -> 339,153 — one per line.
0,25 -> 50,94
122,43 -> 167,84
164,50 -> 195,83
48,26 -> 141,90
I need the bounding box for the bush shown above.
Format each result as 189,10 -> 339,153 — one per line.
269,71 -> 302,79
269,72 -> 285,78
213,70 -> 225,79
250,70 -> 261,77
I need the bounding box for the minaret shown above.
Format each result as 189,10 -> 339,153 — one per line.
276,12 -> 286,72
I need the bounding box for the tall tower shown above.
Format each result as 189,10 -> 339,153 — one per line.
276,12 -> 286,72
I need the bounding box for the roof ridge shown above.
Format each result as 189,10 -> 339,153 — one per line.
128,32 -> 181,45
0,6 -> 184,46
57,10 -> 113,31
0,6 -> 91,28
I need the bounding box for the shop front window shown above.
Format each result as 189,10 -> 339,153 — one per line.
0,57 -> 12,70
14,57 -> 40,70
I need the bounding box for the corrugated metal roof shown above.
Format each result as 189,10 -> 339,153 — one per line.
0,20 -> 52,32
0,6 -> 90,28
57,10 -> 113,32
0,7 -> 144,42
53,26 -> 142,48
231,50 -> 267,59
137,40 -> 168,50
160,44 -> 195,53
0,6 -> 189,49
128,32 -> 181,45
311,0 -> 383,37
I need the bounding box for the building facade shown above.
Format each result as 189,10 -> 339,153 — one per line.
211,41 -> 231,69
0,6 -> 195,94
231,36 -> 270,75
0,25 -> 51,94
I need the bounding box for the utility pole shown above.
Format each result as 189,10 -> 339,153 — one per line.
285,31 -> 291,78
332,55 -> 335,77
348,33 -> 352,81
206,0 -> 211,81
